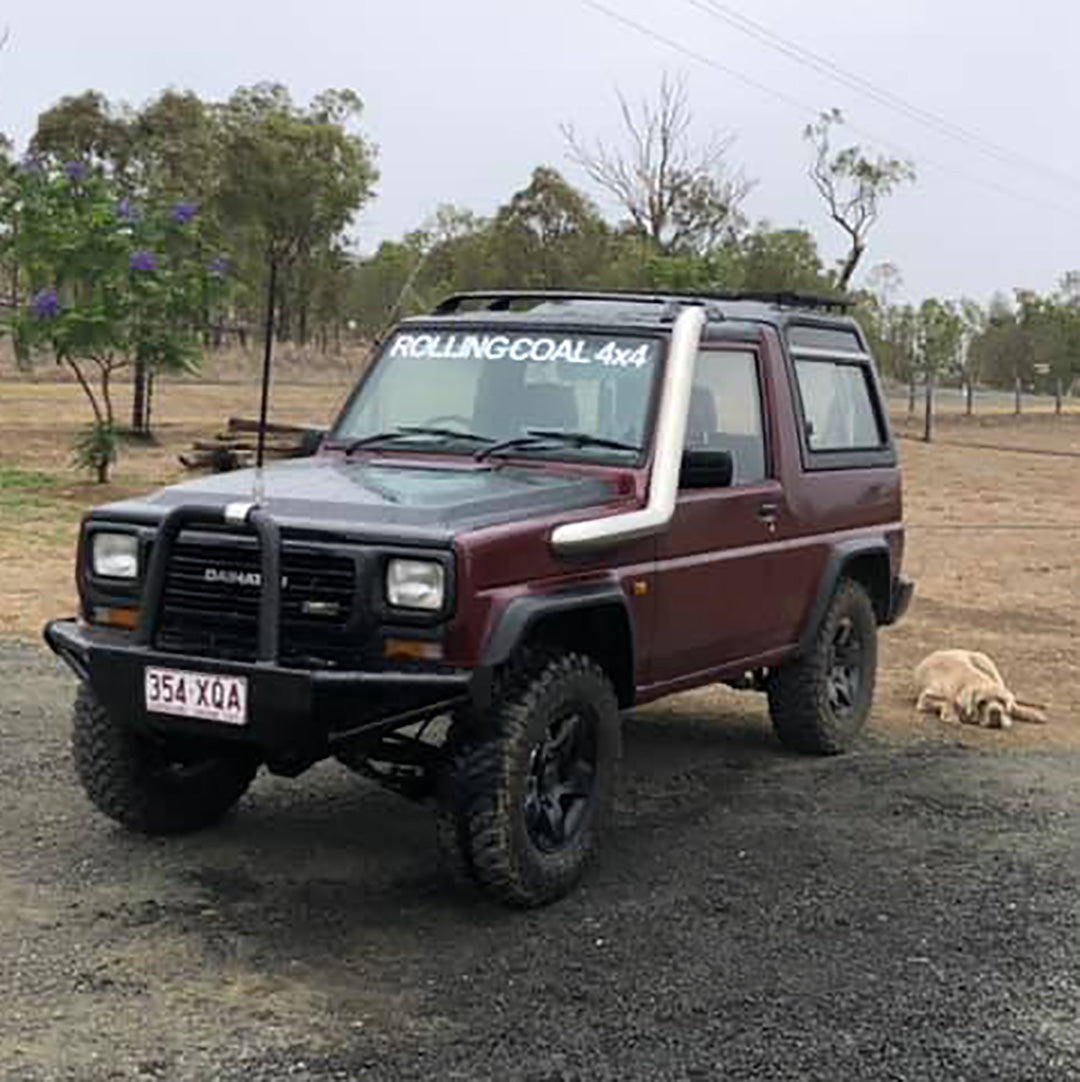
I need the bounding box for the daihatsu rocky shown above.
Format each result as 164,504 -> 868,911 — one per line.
45,290 -> 913,907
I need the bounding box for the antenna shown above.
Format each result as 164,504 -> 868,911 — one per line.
254,254 -> 278,502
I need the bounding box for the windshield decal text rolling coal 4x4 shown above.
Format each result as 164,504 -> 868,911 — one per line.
388,332 -> 654,369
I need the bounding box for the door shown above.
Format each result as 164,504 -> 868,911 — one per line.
651,345 -> 786,683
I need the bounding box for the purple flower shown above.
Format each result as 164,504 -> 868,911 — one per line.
171,201 -> 199,224
208,256 -> 230,277
129,250 -> 158,273
18,154 -> 44,177
64,160 -> 90,182
116,197 -> 137,222
31,288 -> 60,320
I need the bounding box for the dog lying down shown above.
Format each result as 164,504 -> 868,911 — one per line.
915,649 -> 1048,729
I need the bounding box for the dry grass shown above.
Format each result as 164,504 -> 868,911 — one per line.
1,373 -> 1077,747
0,372 -> 358,636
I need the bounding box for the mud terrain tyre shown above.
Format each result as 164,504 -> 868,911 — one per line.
767,579 -> 878,755
72,685 -> 259,835
442,651 -> 621,908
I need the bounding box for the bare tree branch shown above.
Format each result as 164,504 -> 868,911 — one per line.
562,72 -> 753,255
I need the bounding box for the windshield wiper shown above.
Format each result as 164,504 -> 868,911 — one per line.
476,429 -> 641,461
344,426 -> 494,455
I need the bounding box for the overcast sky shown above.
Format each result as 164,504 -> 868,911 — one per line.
3,0 -> 1079,304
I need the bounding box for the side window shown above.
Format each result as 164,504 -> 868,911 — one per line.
794,359 -> 883,451
685,350 -> 767,485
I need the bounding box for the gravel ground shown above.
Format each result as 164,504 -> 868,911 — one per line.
2,640 -> 1079,1082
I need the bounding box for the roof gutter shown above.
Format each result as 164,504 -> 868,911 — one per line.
550,304 -> 706,554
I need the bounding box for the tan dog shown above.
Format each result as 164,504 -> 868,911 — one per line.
914,649 -> 1047,729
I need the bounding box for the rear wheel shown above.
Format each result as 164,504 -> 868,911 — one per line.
72,685 -> 259,835
438,651 -> 621,907
767,579 -> 878,755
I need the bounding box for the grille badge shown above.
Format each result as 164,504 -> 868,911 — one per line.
203,568 -> 289,588
301,600 -> 342,617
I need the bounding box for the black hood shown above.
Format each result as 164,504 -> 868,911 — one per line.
93,456 -> 620,543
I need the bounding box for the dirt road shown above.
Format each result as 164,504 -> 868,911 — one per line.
3,640 -> 1080,1081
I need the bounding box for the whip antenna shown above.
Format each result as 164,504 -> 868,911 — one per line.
254,253 -> 279,504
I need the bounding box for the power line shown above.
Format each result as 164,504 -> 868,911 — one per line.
576,0 -> 1080,224
688,0 -> 1080,194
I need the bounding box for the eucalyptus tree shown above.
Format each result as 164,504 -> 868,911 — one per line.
917,297 -> 963,442
804,109 -> 915,289
959,298 -> 987,414
216,83 -> 377,463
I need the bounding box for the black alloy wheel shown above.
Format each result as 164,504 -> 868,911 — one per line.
436,651 -> 621,907
826,616 -> 863,721
524,706 -> 598,853
767,578 -> 878,755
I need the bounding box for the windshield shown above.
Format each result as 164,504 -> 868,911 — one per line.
331,329 -> 663,461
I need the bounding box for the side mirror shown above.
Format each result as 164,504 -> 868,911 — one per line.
679,448 -> 734,490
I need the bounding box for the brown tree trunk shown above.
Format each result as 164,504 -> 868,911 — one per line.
1055,377 -> 1063,415
1014,373 -> 1022,415
298,302 -> 309,347
965,380 -> 973,415
837,239 -> 865,290
145,371 -> 155,435
923,368 -> 935,443
132,357 -> 148,434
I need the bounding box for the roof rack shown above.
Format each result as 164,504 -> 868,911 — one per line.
719,290 -> 853,313
432,290 -> 680,315
432,289 -> 852,317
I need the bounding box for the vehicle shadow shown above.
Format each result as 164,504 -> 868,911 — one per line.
54,689 -> 829,991
133,694 -> 795,941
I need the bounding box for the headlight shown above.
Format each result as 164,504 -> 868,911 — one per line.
92,532 -> 138,579
386,558 -> 445,611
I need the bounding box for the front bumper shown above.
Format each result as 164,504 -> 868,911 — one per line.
45,618 -> 473,767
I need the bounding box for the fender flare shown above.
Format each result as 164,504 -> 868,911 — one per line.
798,538 -> 892,655
475,583 -> 636,708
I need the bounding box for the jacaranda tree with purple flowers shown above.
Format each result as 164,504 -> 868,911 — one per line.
1,159 -> 229,481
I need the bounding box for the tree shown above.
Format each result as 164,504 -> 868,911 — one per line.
854,262 -> 903,384
3,159 -> 225,480
1053,273 -> 1080,411
958,298 -> 986,415
889,304 -> 920,413
489,166 -> 614,287
30,91 -> 134,180
130,90 -> 220,202
969,294 -> 1027,409
804,109 -> 915,290
216,83 -> 377,465
563,73 -> 753,255
737,226 -> 833,293
917,298 -> 963,442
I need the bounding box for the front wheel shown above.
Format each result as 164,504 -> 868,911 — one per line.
437,651 -> 622,908
767,579 -> 878,755
72,685 -> 259,835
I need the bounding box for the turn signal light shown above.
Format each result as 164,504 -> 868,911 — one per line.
93,607 -> 140,631
384,638 -> 443,662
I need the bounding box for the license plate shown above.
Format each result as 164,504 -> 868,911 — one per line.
144,667 -> 248,726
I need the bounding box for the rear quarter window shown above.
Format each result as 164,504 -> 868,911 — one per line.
794,359 -> 884,451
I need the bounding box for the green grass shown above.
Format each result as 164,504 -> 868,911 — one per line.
0,466 -> 75,520
0,466 -> 62,490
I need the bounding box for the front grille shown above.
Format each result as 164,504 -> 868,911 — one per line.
156,534 -> 362,668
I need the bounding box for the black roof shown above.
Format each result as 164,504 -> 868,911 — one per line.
413,289 -> 856,333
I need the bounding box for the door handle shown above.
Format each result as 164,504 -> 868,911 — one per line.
757,502 -> 780,522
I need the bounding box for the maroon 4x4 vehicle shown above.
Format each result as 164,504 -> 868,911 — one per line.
46,290 -> 913,907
